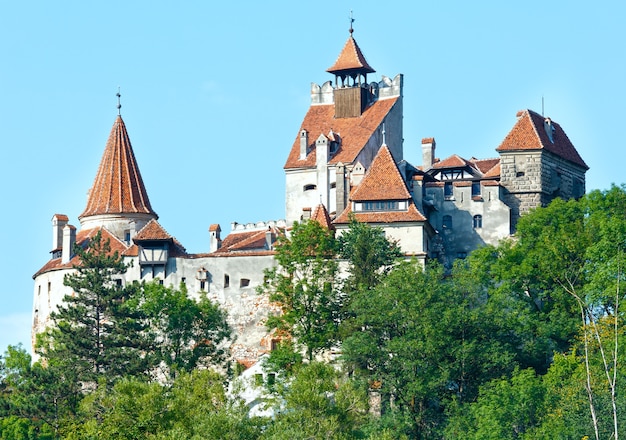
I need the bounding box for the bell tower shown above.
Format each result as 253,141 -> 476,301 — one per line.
326,25 -> 375,118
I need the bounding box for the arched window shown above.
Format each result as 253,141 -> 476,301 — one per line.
473,214 -> 483,229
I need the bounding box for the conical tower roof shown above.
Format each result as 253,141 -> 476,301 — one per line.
327,33 -> 375,76
79,116 -> 157,220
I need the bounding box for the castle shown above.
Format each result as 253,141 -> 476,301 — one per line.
32,29 -> 588,364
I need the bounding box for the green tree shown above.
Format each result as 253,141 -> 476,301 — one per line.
260,220 -> 340,361
41,231 -> 150,385
261,362 -> 368,440
0,345 -> 78,438
135,281 -> 232,380
337,215 -> 402,293
342,260 -> 516,438
446,368 -> 545,440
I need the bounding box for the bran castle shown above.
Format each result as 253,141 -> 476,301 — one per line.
32,29 -> 588,364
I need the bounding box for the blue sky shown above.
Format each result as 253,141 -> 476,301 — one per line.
1,1 -> 624,353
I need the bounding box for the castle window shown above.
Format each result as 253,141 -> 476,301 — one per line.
473,215 -> 483,229
471,182 -> 481,198
330,182 -> 336,189
181,277 -> 186,285
303,184 -> 317,192
200,280 -> 206,291
240,278 -> 250,288
443,215 -> 452,229
124,230 -> 131,243
224,274 -> 230,288
444,182 -> 454,200
362,201 -> 400,211
115,279 -> 123,288
457,251 -> 467,259
516,171 -> 525,178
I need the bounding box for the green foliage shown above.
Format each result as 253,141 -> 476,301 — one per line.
342,260 -> 516,438
0,415 -> 54,440
262,340 -> 303,380
134,281 -> 232,380
0,345 -> 79,437
42,231 -> 151,385
68,377 -> 168,439
447,368 -> 545,439
337,215 -> 402,292
261,220 -> 341,360
261,362 -> 368,440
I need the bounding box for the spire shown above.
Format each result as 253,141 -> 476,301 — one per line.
326,23 -> 375,83
79,115 -> 157,221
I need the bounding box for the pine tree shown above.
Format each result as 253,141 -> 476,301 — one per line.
41,231 -> 150,385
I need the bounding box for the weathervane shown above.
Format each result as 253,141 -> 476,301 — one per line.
116,87 -> 122,115
349,10 -> 354,34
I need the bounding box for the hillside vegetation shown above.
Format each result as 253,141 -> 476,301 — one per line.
3,186 -> 626,439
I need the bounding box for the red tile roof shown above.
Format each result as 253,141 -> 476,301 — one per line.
310,204 -> 334,230
79,116 -> 157,220
212,227 -> 283,255
284,97 -> 399,169
482,162 -> 501,178
351,145 -> 411,201
33,227 -> 129,277
470,158 -> 500,174
496,109 -> 588,169
334,145 -> 426,224
432,154 -> 472,169
326,35 -> 375,75
132,219 -> 188,256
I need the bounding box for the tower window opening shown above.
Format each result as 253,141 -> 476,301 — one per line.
473,214 -> 483,229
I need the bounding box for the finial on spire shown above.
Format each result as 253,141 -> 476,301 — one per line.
116,87 -> 122,116
349,10 -> 354,34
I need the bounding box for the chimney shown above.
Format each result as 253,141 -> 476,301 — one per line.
316,133 -> 329,166
52,214 -> 69,252
335,163 -> 347,216
209,224 -> 221,252
62,224 -> 77,264
299,130 -> 308,159
302,207 -> 312,220
421,138 -> 436,171
265,229 -> 273,250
